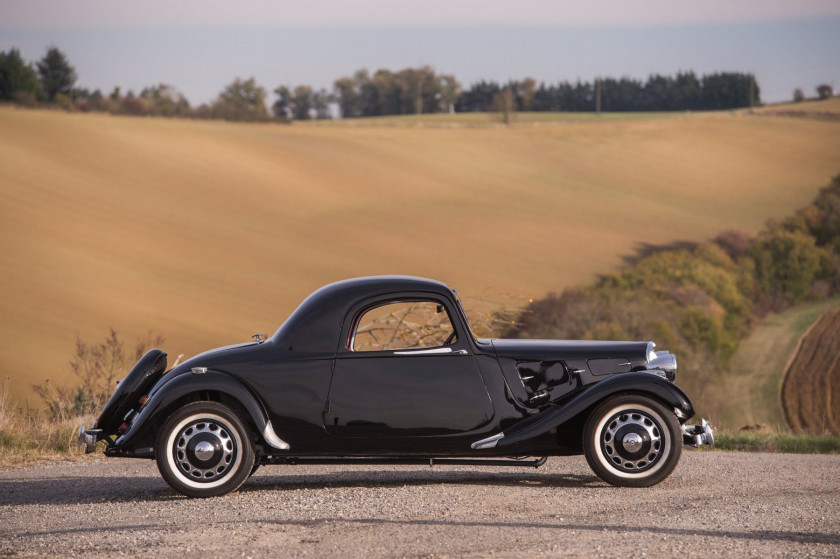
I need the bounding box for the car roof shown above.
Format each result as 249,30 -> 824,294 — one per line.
271,276 -> 455,352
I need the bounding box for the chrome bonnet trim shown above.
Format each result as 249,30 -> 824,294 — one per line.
471,432 -> 505,450
262,421 -> 290,450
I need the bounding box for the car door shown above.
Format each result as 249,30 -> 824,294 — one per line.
325,297 -> 494,441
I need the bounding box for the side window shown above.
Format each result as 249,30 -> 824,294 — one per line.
352,300 -> 457,352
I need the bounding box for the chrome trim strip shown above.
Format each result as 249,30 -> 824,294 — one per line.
262,421 -> 290,450
639,369 -> 668,379
471,432 -> 505,449
393,348 -> 453,355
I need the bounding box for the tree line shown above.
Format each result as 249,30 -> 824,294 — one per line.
7,44 -> 828,122
457,72 -> 760,112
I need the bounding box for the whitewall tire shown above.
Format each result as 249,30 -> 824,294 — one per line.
155,401 -> 254,497
583,394 -> 681,487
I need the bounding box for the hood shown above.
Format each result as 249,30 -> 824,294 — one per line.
490,339 -> 652,368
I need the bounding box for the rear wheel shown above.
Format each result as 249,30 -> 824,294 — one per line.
583,394 -> 681,487
155,401 -> 254,498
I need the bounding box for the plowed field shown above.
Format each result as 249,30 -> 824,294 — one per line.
781,306 -> 840,434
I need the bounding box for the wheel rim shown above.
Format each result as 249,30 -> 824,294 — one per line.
593,403 -> 672,479
165,413 -> 243,490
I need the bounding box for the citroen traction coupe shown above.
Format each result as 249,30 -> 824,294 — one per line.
79,276 -> 713,497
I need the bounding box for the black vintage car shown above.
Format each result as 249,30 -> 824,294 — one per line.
79,276 -> 713,497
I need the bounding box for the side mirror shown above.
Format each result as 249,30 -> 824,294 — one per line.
436,304 -> 444,314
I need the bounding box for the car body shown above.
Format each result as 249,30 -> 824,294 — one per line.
79,276 -> 713,497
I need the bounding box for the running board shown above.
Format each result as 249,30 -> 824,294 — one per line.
261,456 -> 548,469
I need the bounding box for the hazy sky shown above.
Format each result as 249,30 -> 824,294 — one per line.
2,1 -> 839,105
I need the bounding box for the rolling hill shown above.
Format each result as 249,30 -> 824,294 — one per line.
1,105 -> 839,403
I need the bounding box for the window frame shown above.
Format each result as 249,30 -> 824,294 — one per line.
345,295 -> 466,354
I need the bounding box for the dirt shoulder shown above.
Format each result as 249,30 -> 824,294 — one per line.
1,452 -> 839,558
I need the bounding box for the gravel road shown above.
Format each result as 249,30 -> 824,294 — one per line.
1,452 -> 838,558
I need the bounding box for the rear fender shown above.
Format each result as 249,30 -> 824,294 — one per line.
112,370 -> 290,452
475,373 -> 695,449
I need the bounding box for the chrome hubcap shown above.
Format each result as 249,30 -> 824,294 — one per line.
194,440 -> 215,461
622,432 -> 643,453
601,410 -> 663,473
173,420 -> 236,482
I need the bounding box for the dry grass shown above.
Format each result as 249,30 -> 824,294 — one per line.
2,104 -> 840,402
713,430 -> 840,454
0,377 -> 92,466
296,110 -> 684,128
756,97 -> 840,119
0,417 -> 91,467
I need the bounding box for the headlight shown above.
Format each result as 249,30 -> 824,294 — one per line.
647,352 -> 677,373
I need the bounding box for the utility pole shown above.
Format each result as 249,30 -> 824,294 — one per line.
595,77 -> 601,115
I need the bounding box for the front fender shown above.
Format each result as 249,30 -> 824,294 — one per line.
112,370 -> 290,451
477,373 -> 695,449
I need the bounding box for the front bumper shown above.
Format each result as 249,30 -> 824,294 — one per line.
77,424 -> 102,454
682,418 -> 714,448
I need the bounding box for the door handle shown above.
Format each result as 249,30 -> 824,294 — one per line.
392,348 -> 470,356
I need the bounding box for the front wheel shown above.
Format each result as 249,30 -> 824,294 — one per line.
155,401 -> 254,498
583,394 -> 681,487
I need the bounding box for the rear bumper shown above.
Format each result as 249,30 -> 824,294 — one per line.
77,424 -> 102,454
682,418 -> 714,448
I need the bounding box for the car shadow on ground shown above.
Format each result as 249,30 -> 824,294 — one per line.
242,469 -> 602,493
0,469 -> 601,506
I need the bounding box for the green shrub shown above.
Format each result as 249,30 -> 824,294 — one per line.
751,228 -> 826,306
